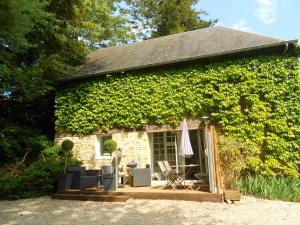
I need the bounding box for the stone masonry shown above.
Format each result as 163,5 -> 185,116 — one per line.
55,131 -> 151,172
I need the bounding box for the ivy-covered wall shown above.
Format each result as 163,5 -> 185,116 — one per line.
56,55 -> 300,177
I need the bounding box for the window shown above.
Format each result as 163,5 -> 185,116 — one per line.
152,132 -> 177,177
95,135 -> 112,159
153,132 -> 177,166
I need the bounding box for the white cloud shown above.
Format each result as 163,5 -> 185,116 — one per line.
255,0 -> 277,24
231,19 -> 252,32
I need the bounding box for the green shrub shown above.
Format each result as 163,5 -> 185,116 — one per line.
0,126 -> 50,165
60,139 -> 74,173
61,139 -> 74,152
236,175 -> 300,202
0,141 -> 82,200
41,145 -> 62,159
0,160 -> 60,199
0,176 -> 21,200
103,139 -> 117,154
0,158 -> 81,200
218,135 -> 247,189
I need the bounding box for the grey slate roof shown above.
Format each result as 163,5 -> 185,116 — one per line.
61,26 -> 292,81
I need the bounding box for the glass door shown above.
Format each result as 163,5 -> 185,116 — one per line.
184,129 -> 206,179
151,130 -> 206,180
152,131 -> 177,180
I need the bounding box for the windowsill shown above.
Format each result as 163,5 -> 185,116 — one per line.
95,155 -> 113,160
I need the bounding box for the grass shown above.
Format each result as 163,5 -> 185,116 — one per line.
236,175 -> 300,202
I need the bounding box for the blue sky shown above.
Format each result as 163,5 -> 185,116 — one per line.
197,0 -> 299,41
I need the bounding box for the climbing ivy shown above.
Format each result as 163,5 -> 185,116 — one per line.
56,54 -> 300,177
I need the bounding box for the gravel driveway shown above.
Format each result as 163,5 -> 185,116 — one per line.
0,196 -> 299,225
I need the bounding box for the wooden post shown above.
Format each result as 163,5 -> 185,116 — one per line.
210,126 -> 223,194
206,128 -> 216,192
114,157 -> 118,191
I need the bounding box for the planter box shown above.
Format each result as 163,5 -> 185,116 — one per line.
103,174 -> 116,191
57,173 -> 73,191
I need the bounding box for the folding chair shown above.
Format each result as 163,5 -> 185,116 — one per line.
162,161 -> 185,189
164,161 -> 185,189
157,161 -> 177,189
193,172 -> 208,191
157,161 -> 169,187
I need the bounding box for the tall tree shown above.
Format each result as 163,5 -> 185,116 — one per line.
125,0 -> 217,38
0,0 -> 55,164
0,0 -> 134,165
83,0 -> 135,48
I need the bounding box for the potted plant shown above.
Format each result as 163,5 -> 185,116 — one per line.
127,161 -> 138,172
57,139 -> 74,191
126,161 -> 137,186
103,139 -> 117,156
102,139 -> 118,191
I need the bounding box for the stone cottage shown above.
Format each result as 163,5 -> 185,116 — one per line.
55,26 -> 299,183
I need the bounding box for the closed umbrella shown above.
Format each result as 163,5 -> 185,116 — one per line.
175,119 -> 194,173
179,119 -> 194,157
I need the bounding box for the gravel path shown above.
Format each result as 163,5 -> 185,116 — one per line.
0,196 -> 299,225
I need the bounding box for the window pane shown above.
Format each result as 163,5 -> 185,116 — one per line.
101,135 -> 112,155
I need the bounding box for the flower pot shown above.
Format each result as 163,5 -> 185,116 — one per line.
57,173 -> 73,191
126,167 -> 137,173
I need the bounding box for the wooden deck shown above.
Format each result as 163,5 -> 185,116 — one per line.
52,185 -> 223,203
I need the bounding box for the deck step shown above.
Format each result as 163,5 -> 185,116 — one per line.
53,188 -> 223,203
52,193 -> 129,202
58,190 -> 129,196
127,191 -> 223,202
82,191 -> 129,196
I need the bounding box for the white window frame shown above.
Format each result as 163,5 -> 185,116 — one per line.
95,135 -> 113,159
151,131 -> 179,172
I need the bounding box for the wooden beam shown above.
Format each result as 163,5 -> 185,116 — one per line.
224,190 -> 241,201
206,128 -> 216,192
210,126 -> 223,194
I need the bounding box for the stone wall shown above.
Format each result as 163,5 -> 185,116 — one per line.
55,131 -> 151,172
113,131 -> 151,171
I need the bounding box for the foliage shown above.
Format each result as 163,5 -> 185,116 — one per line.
0,127 -> 50,164
0,0 -> 134,165
0,0 -> 51,52
236,175 -> 300,202
103,139 -> 118,154
0,0 -> 81,165
218,135 -> 247,189
41,145 -> 62,159
61,139 -> 74,152
0,0 -> 134,198
82,0 -> 135,47
125,0 -> 217,38
56,54 -> 300,177
60,139 -> 74,174
0,157 -> 82,199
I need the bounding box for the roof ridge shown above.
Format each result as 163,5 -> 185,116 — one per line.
90,26 -> 220,54
90,26 -> 285,55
